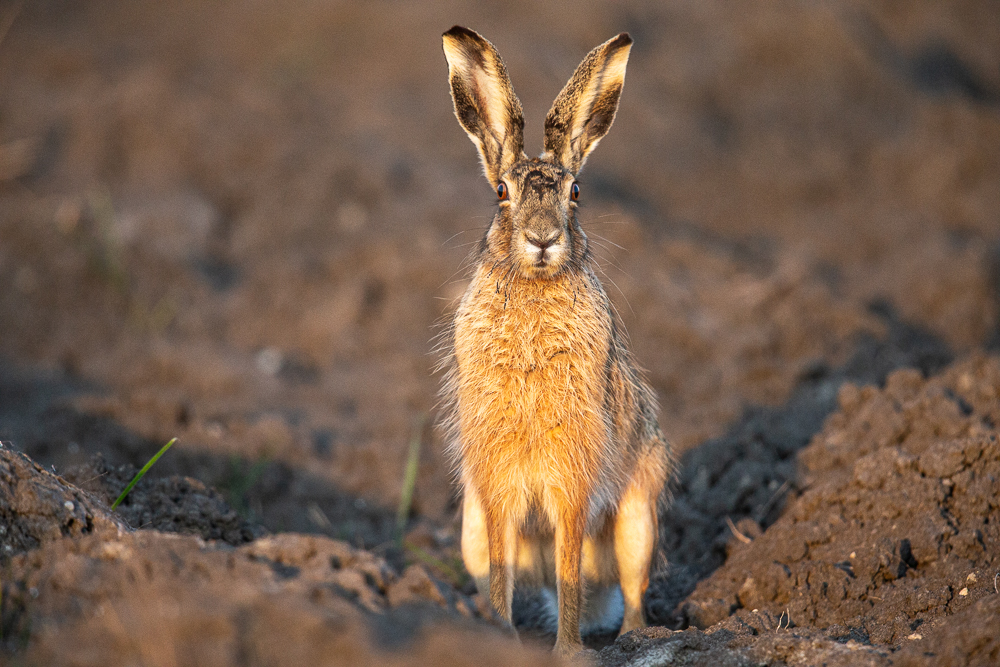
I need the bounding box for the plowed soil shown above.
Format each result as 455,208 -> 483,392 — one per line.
1,1 -> 998,665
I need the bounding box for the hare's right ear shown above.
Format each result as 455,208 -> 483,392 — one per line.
443,26 -> 525,187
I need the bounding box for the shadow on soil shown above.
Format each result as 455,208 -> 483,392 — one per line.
0,363 -> 398,552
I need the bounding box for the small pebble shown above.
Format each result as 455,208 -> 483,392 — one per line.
256,347 -> 283,376
64,501 -> 74,512
966,573 -> 977,583
908,633 -> 922,640
959,587 -> 968,596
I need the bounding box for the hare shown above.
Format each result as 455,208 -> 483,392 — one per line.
439,26 -> 674,655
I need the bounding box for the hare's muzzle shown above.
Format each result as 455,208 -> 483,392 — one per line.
521,225 -> 567,270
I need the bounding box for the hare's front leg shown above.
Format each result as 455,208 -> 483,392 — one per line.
613,480 -> 657,635
553,500 -> 586,654
463,484 -> 517,630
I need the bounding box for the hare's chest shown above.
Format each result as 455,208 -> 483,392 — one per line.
452,275 -> 610,416
456,306 -> 575,372
450,274 -> 613,485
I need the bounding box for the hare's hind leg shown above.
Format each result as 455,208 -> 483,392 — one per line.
461,484 -> 490,599
613,478 -> 658,635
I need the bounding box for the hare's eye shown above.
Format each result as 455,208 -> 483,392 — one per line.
496,182 -> 508,200
571,182 -> 580,201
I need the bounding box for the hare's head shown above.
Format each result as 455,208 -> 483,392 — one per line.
443,26 -> 632,280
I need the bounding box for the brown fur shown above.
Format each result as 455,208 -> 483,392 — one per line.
439,26 -> 674,655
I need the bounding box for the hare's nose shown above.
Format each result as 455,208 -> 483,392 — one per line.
525,232 -> 560,250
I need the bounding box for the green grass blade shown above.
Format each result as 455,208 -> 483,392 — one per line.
111,437 -> 177,510
395,414 -> 424,543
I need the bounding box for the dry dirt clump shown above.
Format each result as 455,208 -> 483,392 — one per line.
673,354 -> 1000,661
0,446 -> 123,559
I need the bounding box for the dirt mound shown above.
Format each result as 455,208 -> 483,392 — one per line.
648,304 -> 955,625
673,354 -> 1000,662
0,363 -> 400,549
11,530 -> 555,667
1,446 -> 550,665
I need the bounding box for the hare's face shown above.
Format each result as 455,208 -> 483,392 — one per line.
490,159 -> 582,280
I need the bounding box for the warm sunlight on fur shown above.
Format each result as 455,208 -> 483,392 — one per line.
438,26 -> 674,656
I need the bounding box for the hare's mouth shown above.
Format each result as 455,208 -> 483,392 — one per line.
521,254 -> 565,279
531,251 -> 552,267
525,250 -> 560,272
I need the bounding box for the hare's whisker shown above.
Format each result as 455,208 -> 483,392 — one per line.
440,228 -> 483,247
593,262 -> 635,317
589,233 -> 626,251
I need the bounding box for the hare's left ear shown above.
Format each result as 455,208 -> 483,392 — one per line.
542,33 -> 632,174
443,26 -> 526,187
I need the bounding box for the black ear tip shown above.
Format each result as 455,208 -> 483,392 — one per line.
444,25 -> 479,41
613,32 -> 634,47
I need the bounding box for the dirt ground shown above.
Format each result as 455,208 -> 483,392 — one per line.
1,0 -> 999,665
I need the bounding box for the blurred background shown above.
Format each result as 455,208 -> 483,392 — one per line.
0,0 -> 998,544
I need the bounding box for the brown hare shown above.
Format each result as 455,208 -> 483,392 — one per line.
439,26 -> 674,655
